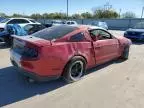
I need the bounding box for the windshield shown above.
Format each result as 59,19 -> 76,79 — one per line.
0,18 -> 10,23
134,22 -> 144,29
32,25 -> 77,40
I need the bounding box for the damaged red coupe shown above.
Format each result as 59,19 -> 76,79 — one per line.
10,25 -> 131,83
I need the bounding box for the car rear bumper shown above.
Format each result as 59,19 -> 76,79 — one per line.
11,59 -> 60,82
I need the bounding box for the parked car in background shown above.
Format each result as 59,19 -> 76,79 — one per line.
124,22 -> 144,41
89,21 -> 108,30
51,20 -> 65,26
0,23 -> 46,45
0,18 -> 41,28
10,25 -> 131,83
0,18 -> 41,35
44,20 -> 65,28
65,21 -> 78,26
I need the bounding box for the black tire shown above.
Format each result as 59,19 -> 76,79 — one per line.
63,56 -> 86,83
121,46 -> 130,60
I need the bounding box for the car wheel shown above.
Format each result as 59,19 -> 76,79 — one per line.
122,46 -> 130,60
63,56 -> 86,83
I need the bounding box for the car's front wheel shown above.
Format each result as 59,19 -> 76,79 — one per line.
63,56 -> 86,83
121,46 -> 130,60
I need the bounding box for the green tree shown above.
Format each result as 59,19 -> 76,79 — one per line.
81,12 -> 93,19
0,13 -> 7,17
72,14 -> 82,19
30,13 -> 42,19
11,13 -> 24,17
92,7 -> 118,18
122,11 -> 136,18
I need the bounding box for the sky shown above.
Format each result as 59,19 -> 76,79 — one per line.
0,0 -> 143,17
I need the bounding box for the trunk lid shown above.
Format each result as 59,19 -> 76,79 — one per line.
11,35 -> 51,59
12,35 -> 51,47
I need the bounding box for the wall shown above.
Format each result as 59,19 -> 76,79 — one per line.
37,18 -> 144,30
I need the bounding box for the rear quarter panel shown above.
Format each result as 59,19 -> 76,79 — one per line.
38,42 -> 77,76
37,41 -> 95,76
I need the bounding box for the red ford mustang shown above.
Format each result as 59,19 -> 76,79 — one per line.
10,25 -> 131,83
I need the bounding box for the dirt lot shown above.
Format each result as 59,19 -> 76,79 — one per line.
1,31 -> 144,108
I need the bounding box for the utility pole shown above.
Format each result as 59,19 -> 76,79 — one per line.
119,8 -> 122,18
141,7 -> 144,19
67,0 -> 69,20
104,2 -> 112,10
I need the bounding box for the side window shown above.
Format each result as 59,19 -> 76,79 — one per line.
90,30 -> 99,37
67,22 -> 71,25
89,30 -> 99,41
70,32 -> 85,42
98,30 -> 112,40
8,19 -> 18,24
89,29 -> 112,41
17,19 -> 29,24
8,19 -> 29,24
71,22 -> 75,24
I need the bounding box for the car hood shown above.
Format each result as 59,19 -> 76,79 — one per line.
126,28 -> 144,33
0,23 -> 6,28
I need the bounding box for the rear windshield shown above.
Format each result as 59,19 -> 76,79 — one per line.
32,25 -> 77,40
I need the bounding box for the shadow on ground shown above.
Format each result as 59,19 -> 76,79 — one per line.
0,59 -> 125,107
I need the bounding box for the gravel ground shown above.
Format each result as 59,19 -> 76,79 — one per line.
1,31 -> 144,108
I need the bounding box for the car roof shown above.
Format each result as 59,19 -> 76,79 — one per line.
9,18 -> 34,20
66,21 -> 76,22
76,25 -> 106,30
52,20 -> 63,22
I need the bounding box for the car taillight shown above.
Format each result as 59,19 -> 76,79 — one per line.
23,47 -> 38,58
22,43 -> 41,60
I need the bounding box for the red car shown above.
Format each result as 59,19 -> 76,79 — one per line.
10,25 -> 131,83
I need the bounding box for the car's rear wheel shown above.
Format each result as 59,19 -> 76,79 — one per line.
121,46 -> 130,60
63,56 -> 86,83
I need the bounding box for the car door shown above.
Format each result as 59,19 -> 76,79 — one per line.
90,29 -> 120,65
69,32 -> 96,68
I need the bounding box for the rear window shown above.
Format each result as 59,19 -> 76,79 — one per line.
32,25 -> 77,40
